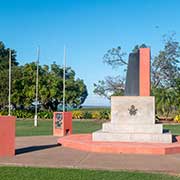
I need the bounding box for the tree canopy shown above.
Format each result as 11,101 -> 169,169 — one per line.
151,34 -> 180,88
94,43 -> 147,99
0,41 -> 88,111
0,42 -> 18,108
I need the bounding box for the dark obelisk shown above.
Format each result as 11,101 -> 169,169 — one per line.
125,48 -> 150,96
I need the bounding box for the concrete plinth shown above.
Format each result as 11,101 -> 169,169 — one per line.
92,96 -> 172,143
93,130 -> 172,143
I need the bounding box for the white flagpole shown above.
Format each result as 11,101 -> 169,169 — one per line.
63,46 -> 66,113
34,47 -> 40,127
8,49 -> 11,116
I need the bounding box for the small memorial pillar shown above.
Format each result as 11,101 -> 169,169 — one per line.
53,112 -> 72,136
0,116 -> 15,157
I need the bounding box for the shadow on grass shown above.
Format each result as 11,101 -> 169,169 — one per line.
16,144 -> 61,155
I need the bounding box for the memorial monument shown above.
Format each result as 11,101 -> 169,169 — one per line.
93,48 -> 172,143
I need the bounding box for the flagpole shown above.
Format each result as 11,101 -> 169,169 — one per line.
34,47 -> 40,127
8,49 -> 11,116
63,46 -> 66,113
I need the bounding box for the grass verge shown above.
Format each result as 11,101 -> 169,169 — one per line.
0,166 -> 179,180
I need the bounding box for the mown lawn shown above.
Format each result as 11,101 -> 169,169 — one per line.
16,119 -> 180,136
16,119 -> 53,136
0,166 -> 179,180
164,124 -> 180,135
16,119 -> 102,136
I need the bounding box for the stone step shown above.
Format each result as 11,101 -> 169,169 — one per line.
102,122 -> 163,134
92,130 -> 172,143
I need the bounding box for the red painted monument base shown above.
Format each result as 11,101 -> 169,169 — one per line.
58,134 -> 180,155
0,116 -> 15,157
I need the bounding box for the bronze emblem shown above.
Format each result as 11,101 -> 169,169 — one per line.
128,105 -> 138,116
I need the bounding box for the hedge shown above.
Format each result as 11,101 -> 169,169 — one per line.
0,110 -> 53,119
0,109 -> 110,120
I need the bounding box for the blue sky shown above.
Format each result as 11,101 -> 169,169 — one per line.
1,0 -> 180,105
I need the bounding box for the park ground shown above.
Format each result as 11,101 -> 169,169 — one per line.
0,119 -> 180,179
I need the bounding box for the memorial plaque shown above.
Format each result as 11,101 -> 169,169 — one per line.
55,113 -> 63,128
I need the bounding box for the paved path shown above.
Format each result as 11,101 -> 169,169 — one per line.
0,136 -> 180,174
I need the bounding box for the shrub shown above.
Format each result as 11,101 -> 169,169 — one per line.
72,111 -> 84,119
12,110 -> 34,118
0,109 -> 111,120
91,111 -> 101,119
71,110 -> 111,120
38,111 -> 53,119
174,115 -> 180,123
99,110 -> 110,120
91,110 -> 110,120
82,111 -> 92,119
0,110 -> 53,119
0,110 -> 8,116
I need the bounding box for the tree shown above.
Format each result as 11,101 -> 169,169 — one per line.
94,44 -> 147,98
0,42 -> 88,110
0,41 -> 88,111
152,87 -> 177,119
0,41 -> 18,108
11,63 -> 37,108
103,44 -> 147,68
174,78 -> 180,111
0,41 -> 18,70
151,33 -> 180,88
151,33 -> 180,117
11,62 -> 88,111
41,63 -> 88,110
94,76 -> 125,99
103,46 -> 127,68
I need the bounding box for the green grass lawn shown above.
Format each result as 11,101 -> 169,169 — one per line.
164,124 -> 180,135
16,119 -> 102,136
16,119 -> 53,136
16,119 -> 180,136
72,120 -> 102,134
0,166 -> 179,180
